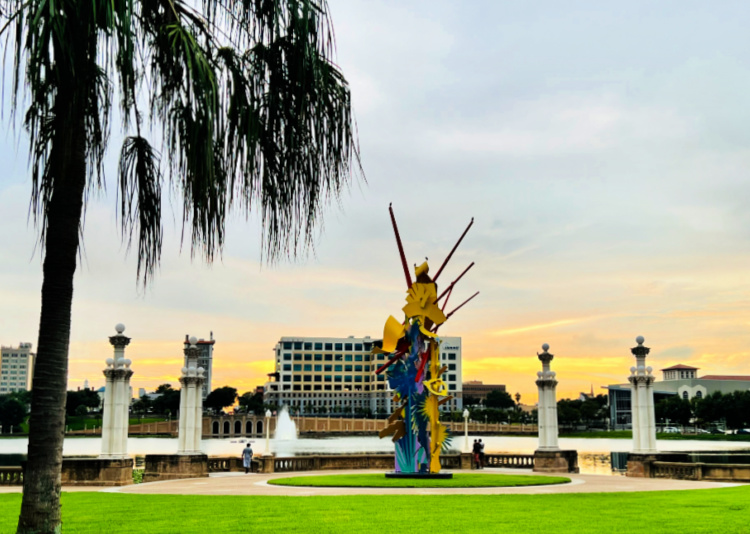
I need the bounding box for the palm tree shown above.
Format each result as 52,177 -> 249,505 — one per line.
1,1 -> 360,531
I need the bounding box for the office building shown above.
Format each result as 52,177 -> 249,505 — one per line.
607,364 -> 750,429
263,335 -> 463,415
0,342 -> 36,393
462,380 -> 506,403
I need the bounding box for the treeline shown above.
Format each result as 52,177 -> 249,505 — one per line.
657,390 -> 750,430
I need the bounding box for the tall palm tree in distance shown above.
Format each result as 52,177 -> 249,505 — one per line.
1,0 -> 361,531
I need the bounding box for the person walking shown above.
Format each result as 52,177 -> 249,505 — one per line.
472,439 -> 480,470
242,442 -> 254,474
478,439 -> 485,469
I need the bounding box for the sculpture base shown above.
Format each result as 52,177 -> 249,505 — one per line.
533,449 -> 579,473
60,457 -> 133,486
143,454 -> 208,482
385,472 -> 453,479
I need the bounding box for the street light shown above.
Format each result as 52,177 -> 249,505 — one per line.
463,408 -> 470,452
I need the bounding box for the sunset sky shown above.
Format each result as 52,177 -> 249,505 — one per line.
2,1 -> 750,403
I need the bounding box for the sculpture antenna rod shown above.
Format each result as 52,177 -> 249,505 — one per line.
445,291 -> 480,320
433,217 -> 474,282
434,262 -> 475,304
389,203 -> 413,288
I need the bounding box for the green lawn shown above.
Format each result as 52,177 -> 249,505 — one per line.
1,488 -> 749,533
268,473 -> 569,488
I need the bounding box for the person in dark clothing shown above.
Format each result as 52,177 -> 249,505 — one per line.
478,439 -> 485,469
472,439 -> 481,469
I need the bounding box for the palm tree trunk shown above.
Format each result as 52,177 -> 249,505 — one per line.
17,91 -> 87,534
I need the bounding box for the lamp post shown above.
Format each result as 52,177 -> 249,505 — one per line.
265,409 -> 272,455
463,408 -> 469,451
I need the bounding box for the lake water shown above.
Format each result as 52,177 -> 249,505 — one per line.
2,435 -> 748,475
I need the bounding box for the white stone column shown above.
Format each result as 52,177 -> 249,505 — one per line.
101,370 -> 115,457
535,343 -> 559,451
629,336 -> 656,454
178,336 -> 205,455
101,323 -> 133,459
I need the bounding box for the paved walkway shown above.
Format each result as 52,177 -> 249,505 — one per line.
0,469 -> 741,496
108,468 -> 741,496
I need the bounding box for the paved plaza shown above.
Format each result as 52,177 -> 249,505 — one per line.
1,468 -> 739,496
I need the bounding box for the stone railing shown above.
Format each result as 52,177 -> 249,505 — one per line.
0,467 -> 23,485
652,462 -> 702,480
484,454 -> 535,468
207,457 -> 258,473
260,453 -> 472,474
274,457 -> 316,472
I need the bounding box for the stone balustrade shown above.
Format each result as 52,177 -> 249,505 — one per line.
0,467 -> 23,485
484,454 -> 535,468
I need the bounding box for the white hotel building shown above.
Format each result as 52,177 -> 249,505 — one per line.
263,335 -> 463,416
0,342 -> 36,394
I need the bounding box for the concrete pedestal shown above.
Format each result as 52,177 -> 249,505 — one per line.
143,454 -> 208,482
533,449 -> 579,473
60,457 -> 133,486
626,452 -> 660,477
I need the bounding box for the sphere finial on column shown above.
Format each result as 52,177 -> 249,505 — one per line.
189,336 -> 198,347
115,323 -> 125,334
636,335 -> 644,346
542,343 -> 549,352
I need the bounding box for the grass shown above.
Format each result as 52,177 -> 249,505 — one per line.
1,488 -> 749,533
64,417 -> 164,432
268,473 -> 569,488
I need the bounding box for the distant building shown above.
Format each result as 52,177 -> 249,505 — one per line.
462,380 -> 506,403
607,364 -> 750,429
264,335 -> 463,415
183,333 -> 215,399
0,342 -> 36,393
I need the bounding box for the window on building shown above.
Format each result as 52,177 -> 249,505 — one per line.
314,365 -> 322,372
355,355 -> 362,362
324,365 -> 332,372
303,375 -> 312,382
293,354 -> 302,361
335,354 -> 343,361
335,343 -> 343,351
324,375 -> 332,382
345,343 -> 353,351
293,364 -> 301,371
314,354 -> 322,361
696,391 -> 703,399
314,343 -> 323,350
324,354 -> 333,361
345,355 -> 352,362
449,384 -> 456,391
354,365 -> 362,372
303,364 -> 312,371
304,354 -> 312,361
448,353 -> 456,360
335,365 -> 342,372
325,343 -> 333,350
314,376 -> 322,382
283,364 -> 292,371
355,376 -> 362,382
294,342 -> 303,350
303,342 -> 312,350
448,374 -> 456,382
344,376 -> 352,382
355,344 -> 363,351
283,353 -> 292,361
282,376 -> 291,382
334,376 -> 342,382
345,365 -> 353,372
448,364 -> 456,370
293,375 -> 301,382
682,391 -> 689,400
283,342 -> 292,349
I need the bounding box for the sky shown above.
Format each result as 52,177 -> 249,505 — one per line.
2,0 -> 750,402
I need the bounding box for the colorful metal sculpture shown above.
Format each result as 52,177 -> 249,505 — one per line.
377,205 -> 478,474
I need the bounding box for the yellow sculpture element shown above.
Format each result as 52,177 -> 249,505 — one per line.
402,283 -> 446,327
382,315 -> 405,353
424,341 -> 449,473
